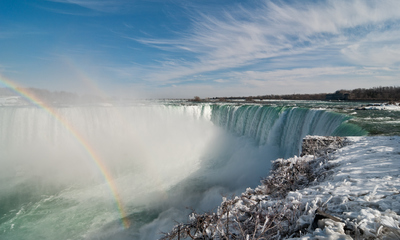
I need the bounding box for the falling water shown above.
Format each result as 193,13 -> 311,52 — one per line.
0,102 -> 366,239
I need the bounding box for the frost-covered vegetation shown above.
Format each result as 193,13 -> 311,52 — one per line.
161,136 -> 400,240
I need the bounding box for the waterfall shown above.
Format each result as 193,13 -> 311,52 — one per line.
0,102 -> 366,240
210,104 -> 366,158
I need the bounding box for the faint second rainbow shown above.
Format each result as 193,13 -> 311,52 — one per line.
0,75 -> 130,229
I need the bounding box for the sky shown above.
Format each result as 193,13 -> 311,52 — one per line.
1,0 -> 400,99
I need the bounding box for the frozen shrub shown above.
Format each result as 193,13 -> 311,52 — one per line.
161,137 -> 346,240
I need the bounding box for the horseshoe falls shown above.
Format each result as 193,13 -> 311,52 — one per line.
210,104 -> 364,158
0,102 -> 367,239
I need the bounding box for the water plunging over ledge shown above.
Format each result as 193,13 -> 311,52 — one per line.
0,101 -> 367,239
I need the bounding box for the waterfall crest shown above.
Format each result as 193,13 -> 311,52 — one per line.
210,104 -> 366,157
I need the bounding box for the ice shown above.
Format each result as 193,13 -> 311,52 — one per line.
163,136 -> 400,239
361,103 -> 400,111
290,136 -> 400,239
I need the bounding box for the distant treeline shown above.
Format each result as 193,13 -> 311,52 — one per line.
208,86 -> 400,102
252,93 -> 327,100
347,86 -> 400,101
207,93 -> 326,101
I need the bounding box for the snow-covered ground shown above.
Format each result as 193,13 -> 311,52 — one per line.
162,136 -> 400,239
358,103 -> 400,111
291,136 -> 400,239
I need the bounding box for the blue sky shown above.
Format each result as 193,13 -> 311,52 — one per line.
1,0 -> 400,98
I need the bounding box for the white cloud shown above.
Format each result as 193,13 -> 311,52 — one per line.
47,0 -> 131,13
131,0 -> 400,86
107,65 -> 400,98
341,29 -> 400,66
240,66 -> 399,82
234,67 -> 358,81
228,66 -> 400,94
214,79 -> 229,83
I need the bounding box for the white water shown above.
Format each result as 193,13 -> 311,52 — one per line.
0,103 -> 361,239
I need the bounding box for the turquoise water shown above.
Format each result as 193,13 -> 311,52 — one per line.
245,100 -> 400,135
0,100 -> 396,239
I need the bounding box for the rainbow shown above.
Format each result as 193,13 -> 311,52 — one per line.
0,75 -> 130,229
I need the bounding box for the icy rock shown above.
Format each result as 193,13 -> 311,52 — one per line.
301,136 -> 346,157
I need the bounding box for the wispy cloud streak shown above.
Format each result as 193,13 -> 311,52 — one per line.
135,0 -> 400,83
232,66 -> 397,82
47,0 -> 131,13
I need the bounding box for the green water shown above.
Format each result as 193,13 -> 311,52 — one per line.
243,100 -> 400,136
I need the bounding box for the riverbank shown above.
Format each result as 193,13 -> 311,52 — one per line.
162,136 -> 400,239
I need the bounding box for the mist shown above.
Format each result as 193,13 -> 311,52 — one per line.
0,103 -> 277,239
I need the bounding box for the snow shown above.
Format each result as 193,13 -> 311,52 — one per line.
289,136 -> 400,239
163,136 -> 400,239
360,103 -> 400,111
